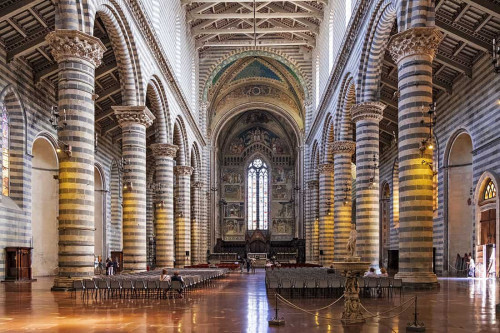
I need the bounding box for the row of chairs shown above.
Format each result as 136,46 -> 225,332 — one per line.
72,268 -> 227,299
266,276 -> 403,298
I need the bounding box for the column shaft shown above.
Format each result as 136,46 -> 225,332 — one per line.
151,143 -> 177,268
46,30 -> 105,289
114,106 -> 155,272
352,102 -> 385,269
389,27 -> 443,285
175,166 -> 193,267
333,141 -> 356,260
318,164 -> 334,265
191,181 -> 202,264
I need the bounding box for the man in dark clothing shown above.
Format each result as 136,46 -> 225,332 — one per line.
112,257 -> 118,274
171,271 -> 185,298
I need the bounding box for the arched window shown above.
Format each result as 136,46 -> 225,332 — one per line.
328,11 -> 334,72
315,55 -> 320,108
247,158 -> 269,230
484,180 -> 497,200
1,105 -> 9,196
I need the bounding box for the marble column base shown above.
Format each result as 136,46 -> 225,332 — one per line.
394,272 -> 439,289
52,276 -> 82,291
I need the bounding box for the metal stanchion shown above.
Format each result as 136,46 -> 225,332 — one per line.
269,293 -> 285,326
406,296 -> 425,332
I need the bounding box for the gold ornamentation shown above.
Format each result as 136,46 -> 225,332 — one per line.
332,140 -> 356,155
112,106 -> 155,128
150,143 -> 178,158
388,27 -> 444,64
351,101 -> 386,123
46,29 -> 106,67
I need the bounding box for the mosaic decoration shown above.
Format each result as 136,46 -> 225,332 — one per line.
232,60 -> 282,82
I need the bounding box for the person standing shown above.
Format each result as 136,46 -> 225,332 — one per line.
246,258 -> 251,273
112,257 -> 118,275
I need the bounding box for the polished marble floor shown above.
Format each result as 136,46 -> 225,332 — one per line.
0,271 -> 498,332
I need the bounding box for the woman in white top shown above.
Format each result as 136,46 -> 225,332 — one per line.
160,269 -> 171,282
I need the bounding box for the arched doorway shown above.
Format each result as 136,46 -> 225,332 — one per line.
31,136 -> 58,277
446,132 -> 473,274
380,182 -> 390,268
475,174 -> 498,278
94,166 -> 106,263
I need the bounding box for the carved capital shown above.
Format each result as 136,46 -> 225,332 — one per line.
388,27 -> 444,64
318,163 -> 334,174
332,140 -> 356,155
112,106 -> 155,128
175,165 -> 194,176
150,143 -> 178,158
307,180 -> 319,189
46,29 -> 106,67
351,102 -> 386,123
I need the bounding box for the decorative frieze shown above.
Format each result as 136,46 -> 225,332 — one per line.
112,106 -> 155,128
332,140 -> 356,155
351,102 -> 386,123
150,143 -> 178,158
175,165 -> 194,176
388,27 -> 444,64
46,29 -> 106,67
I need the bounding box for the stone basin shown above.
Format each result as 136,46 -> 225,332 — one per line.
332,258 -> 371,274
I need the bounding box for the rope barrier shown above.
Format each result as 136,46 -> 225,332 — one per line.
273,293 -> 416,322
359,297 -> 416,320
275,293 -> 345,312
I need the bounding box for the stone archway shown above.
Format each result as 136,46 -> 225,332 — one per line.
31,136 -> 59,277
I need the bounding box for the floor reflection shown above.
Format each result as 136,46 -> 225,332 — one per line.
0,273 -> 498,332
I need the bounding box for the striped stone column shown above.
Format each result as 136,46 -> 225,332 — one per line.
113,106 -> 155,272
352,102 -> 385,270
318,163 -> 334,266
150,143 -> 178,268
175,166 -> 193,267
333,141 -> 356,260
191,181 -> 203,264
46,30 -> 105,289
388,27 -> 443,286
307,180 -> 319,262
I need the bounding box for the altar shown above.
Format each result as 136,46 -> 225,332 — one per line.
248,253 -> 267,267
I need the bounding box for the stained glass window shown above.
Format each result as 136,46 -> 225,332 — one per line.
247,158 -> 268,230
1,106 -> 8,197
484,180 -> 496,200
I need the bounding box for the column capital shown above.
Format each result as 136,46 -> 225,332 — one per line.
318,163 -> 334,174
113,106 -> 155,128
150,143 -> 178,158
46,29 -> 106,67
388,27 -> 444,64
351,102 -> 386,123
332,140 -> 356,155
175,165 -> 194,176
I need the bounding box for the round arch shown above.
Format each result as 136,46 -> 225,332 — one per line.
202,48 -> 311,102
443,129 -> 474,274
335,76 -> 356,141
31,135 -> 59,277
357,0 -> 397,102
173,117 -> 189,166
90,1 -> 143,105
146,77 -> 170,143
211,102 -> 302,149
94,162 -> 107,261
